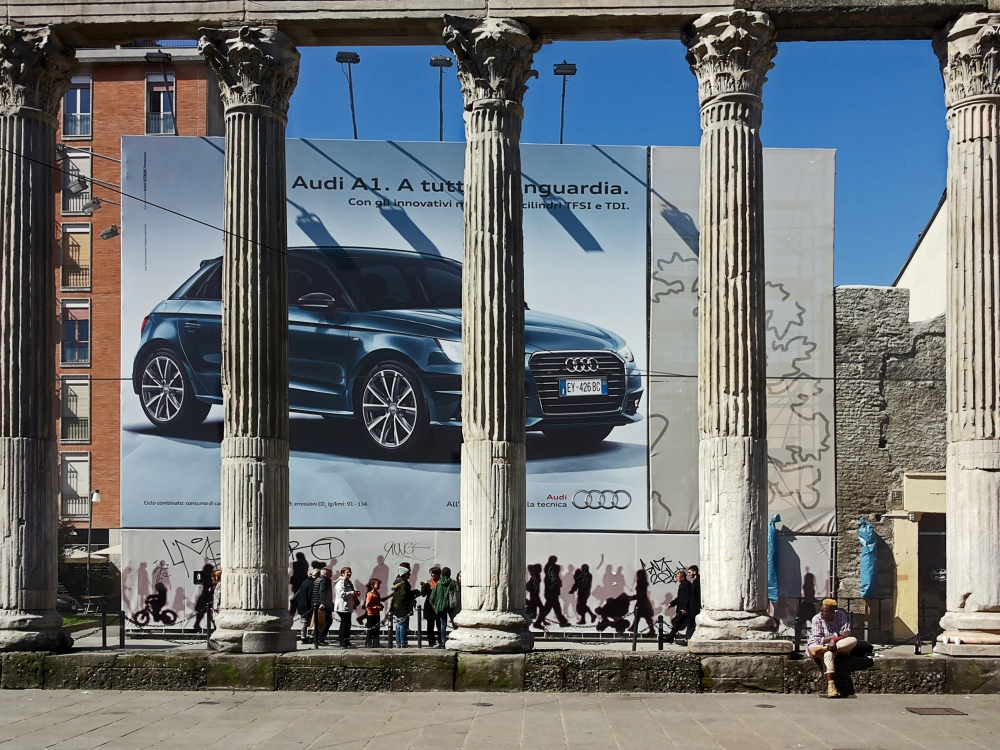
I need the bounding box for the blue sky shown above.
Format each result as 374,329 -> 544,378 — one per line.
287,39 -> 947,287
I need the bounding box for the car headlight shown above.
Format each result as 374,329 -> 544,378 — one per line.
436,339 -> 463,364
617,345 -> 634,363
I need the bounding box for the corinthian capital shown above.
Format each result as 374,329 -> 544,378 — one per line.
442,16 -> 538,111
199,26 -> 299,116
0,26 -> 74,117
935,13 -> 1000,109
684,10 -> 776,106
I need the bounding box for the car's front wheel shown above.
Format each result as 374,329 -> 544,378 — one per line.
139,348 -> 211,431
542,425 -> 614,449
356,360 -> 428,457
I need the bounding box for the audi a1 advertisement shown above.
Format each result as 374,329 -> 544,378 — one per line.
120,138 -> 650,531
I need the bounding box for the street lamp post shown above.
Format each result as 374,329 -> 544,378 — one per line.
553,61 -> 577,145
430,55 -> 453,141
336,51 -> 361,139
86,488 -> 101,610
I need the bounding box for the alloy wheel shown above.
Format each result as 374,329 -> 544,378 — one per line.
141,355 -> 185,423
362,368 -> 418,448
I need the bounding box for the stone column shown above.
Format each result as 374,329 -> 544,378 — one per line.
684,11 -> 786,651
0,26 -> 74,653
199,27 -> 299,654
442,16 -> 537,653
935,13 -> 1000,652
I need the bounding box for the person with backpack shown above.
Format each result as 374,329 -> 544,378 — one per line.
310,565 -> 334,645
428,566 -> 458,647
390,565 -> 412,647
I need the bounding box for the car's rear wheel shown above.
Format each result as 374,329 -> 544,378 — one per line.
542,425 -> 614,448
356,360 -> 428,457
139,348 -> 211,431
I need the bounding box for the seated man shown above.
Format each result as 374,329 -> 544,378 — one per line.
807,598 -> 871,698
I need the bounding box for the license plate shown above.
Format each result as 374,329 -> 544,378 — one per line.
559,378 -> 607,397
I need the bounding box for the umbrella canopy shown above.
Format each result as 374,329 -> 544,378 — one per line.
92,544 -> 121,556
767,513 -> 781,603
63,549 -> 108,564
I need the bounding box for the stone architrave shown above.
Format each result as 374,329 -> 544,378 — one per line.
683,11 -> 786,649
442,15 -> 537,653
198,26 -> 299,654
935,13 -> 1000,649
0,26 -> 74,653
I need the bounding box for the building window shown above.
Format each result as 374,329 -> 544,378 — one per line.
60,376 -> 91,443
61,225 -> 92,290
61,300 -> 91,365
60,452 -> 90,519
61,150 -> 92,215
146,73 -> 175,134
63,76 -> 92,138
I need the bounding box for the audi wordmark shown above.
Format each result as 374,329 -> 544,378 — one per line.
133,247 -> 643,457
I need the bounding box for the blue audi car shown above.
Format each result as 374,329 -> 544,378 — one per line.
133,247 -> 643,456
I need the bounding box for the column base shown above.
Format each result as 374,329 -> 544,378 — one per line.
938,611 -> 1000,646
446,610 -> 533,653
690,609 -> 778,642
210,610 -> 295,654
0,612 -> 73,652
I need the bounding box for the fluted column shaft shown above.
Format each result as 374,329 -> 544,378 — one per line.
0,26 -> 73,653
685,10 -> 780,643
443,16 -> 536,653
937,13 -> 1000,645
199,26 -> 299,654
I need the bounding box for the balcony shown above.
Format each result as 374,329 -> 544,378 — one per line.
63,113 -> 91,137
62,186 -> 92,215
61,417 -> 90,443
62,343 -> 90,365
61,493 -> 90,519
61,264 -> 91,290
146,112 -> 175,135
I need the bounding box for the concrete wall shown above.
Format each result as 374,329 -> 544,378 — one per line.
833,286 -> 945,615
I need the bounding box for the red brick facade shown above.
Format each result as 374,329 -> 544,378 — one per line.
56,50 -> 219,530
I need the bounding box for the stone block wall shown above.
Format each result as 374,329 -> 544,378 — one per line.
834,286 -> 945,604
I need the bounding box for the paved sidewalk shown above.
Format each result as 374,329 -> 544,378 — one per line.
0,690 -> 997,750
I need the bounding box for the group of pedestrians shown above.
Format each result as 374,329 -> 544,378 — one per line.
665,565 -> 701,644
291,560 -> 461,648
389,563 -> 461,648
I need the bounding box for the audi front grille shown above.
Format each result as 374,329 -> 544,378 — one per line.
528,351 -> 627,416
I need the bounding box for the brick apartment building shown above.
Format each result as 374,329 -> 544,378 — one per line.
56,42 -> 222,550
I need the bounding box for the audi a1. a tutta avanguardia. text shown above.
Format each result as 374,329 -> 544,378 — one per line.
132,247 -> 643,457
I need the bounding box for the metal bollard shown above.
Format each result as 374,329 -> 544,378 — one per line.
631,610 -> 639,652
657,615 -> 664,651
119,610 -> 126,649
101,608 -> 107,649
313,604 -> 320,649
387,613 -> 394,649
417,605 -> 423,648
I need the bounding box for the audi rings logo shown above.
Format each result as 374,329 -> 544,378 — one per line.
565,357 -> 599,373
573,490 -> 632,510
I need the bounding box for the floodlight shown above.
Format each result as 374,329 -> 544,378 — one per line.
81,198 -> 101,216
144,51 -> 172,64
430,55 -> 453,68
100,225 -> 120,240
553,61 -> 578,144
336,51 -> 360,64
553,61 -> 577,76
68,176 -> 88,195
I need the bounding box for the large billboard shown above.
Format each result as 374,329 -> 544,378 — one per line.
648,147 -> 836,534
119,138 -> 835,536
121,138 -> 650,531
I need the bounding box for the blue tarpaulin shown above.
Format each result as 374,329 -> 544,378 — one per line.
768,513 -> 780,603
858,518 -> 877,599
